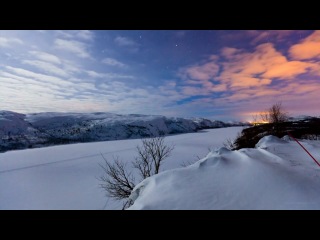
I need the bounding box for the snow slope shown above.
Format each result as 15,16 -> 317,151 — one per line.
0,127 -> 243,210
0,111 -> 247,152
129,135 -> 320,209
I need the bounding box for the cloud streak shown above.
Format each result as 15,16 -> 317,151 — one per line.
114,36 -> 138,47
114,36 -> 139,52
29,51 -> 62,65
54,38 -> 91,58
0,37 -> 23,47
22,60 -> 69,77
102,58 -> 127,68
55,30 -> 95,41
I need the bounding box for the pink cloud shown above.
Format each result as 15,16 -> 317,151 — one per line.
263,61 -> 311,79
221,47 -> 242,59
179,60 -> 223,96
211,84 -> 227,92
227,75 -> 271,88
180,41 -> 319,97
177,37 -> 320,119
251,30 -> 297,44
289,30 -> 320,60
182,61 -> 219,81
220,43 -> 317,85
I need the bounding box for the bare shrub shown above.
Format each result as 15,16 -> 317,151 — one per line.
260,102 -> 289,124
223,138 -> 236,150
99,136 -> 174,209
99,155 -> 135,201
133,137 -> 174,180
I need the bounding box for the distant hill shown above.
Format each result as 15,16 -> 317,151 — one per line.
0,111 -> 248,152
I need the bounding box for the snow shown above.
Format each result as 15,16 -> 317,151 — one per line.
0,127 -> 243,209
2,122 -> 320,210
255,135 -> 287,148
128,135 -> 320,209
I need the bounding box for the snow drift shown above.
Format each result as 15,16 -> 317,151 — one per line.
128,135 -> 320,210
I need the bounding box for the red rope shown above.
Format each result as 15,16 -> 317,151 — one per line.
287,132 -> 320,167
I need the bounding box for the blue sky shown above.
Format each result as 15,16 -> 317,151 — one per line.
0,30 -> 319,121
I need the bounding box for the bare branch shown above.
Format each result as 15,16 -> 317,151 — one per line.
134,136 -> 174,179
260,112 -> 269,123
99,154 -> 135,201
260,102 -> 288,124
223,138 -> 236,150
252,114 -> 259,124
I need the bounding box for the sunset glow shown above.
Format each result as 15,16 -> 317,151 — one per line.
251,121 -> 269,126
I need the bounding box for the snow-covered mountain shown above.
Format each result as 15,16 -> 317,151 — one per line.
0,111 -> 247,152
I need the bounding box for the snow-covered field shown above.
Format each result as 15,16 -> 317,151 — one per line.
2,125 -> 320,210
0,127 -> 243,210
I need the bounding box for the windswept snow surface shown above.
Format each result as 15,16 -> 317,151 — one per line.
129,135 -> 320,209
0,127 -> 243,210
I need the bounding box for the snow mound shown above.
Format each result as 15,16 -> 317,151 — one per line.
129,136 -> 320,210
281,135 -> 292,141
256,135 -> 287,149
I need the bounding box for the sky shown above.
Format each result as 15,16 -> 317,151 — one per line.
0,30 -> 319,121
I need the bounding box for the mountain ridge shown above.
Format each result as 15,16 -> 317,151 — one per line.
0,110 -> 249,153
